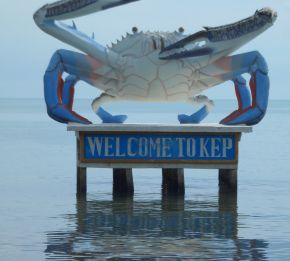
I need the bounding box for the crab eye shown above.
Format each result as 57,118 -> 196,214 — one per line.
132,27 -> 138,33
179,27 -> 185,33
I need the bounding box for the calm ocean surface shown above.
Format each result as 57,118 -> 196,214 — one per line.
0,99 -> 289,260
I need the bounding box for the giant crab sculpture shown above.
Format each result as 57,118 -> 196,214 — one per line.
34,0 -> 277,125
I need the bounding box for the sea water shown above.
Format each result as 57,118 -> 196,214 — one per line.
0,99 -> 289,260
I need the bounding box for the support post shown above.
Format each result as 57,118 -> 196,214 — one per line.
77,134 -> 87,196
113,169 -> 134,197
219,169 -> 237,193
162,169 -> 185,196
77,167 -> 87,196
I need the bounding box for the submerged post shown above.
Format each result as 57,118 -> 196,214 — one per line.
69,123 -> 252,196
77,135 -> 87,196
113,168 -> 134,197
219,169 -> 238,193
162,169 -> 185,196
218,133 -> 240,193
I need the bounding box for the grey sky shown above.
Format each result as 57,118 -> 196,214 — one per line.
0,0 -> 289,100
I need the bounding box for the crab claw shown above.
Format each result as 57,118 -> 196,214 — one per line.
159,31 -> 211,60
96,107 -> 127,124
160,8 -> 277,61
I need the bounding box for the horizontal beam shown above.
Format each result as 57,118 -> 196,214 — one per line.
68,123 -> 252,134
78,162 -> 238,169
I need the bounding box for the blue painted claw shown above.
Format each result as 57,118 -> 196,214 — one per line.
221,70 -> 269,126
96,107 -> 127,124
178,106 -> 209,124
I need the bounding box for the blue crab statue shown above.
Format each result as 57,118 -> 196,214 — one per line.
34,0 -> 277,125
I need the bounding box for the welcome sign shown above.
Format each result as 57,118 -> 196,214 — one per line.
79,132 -> 238,164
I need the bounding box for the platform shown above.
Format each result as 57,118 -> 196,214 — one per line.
68,123 -> 252,196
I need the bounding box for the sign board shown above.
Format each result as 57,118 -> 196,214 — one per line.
68,123 -> 252,168
79,132 -> 238,165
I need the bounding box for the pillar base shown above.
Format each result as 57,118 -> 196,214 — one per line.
77,166 -> 87,197
219,169 -> 237,194
113,168 -> 134,197
162,168 -> 185,196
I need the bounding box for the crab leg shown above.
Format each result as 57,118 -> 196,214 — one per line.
44,49 -> 104,124
62,75 -> 77,111
221,76 -> 251,124
178,95 -> 214,124
213,51 -> 269,125
234,76 -> 252,110
92,94 -> 128,123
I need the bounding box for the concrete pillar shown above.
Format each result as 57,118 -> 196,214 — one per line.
76,196 -> 87,233
162,194 -> 185,211
77,167 -> 87,196
113,169 -> 134,197
112,195 -> 134,211
219,169 -> 238,193
162,168 -> 185,196
219,189 -> 238,212
77,135 -> 87,196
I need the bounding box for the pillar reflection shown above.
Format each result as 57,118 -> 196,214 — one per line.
45,193 -> 268,260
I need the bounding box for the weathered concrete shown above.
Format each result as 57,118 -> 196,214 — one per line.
77,167 -> 87,196
68,123 -> 252,133
162,168 -> 185,196
219,169 -> 238,193
113,168 -> 134,197
77,136 -> 87,196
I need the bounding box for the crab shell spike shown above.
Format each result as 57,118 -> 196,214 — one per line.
72,20 -> 77,29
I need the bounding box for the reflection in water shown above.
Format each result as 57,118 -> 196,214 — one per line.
45,194 -> 268,260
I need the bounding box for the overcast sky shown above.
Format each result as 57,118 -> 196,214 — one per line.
0,0 -> 289,100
